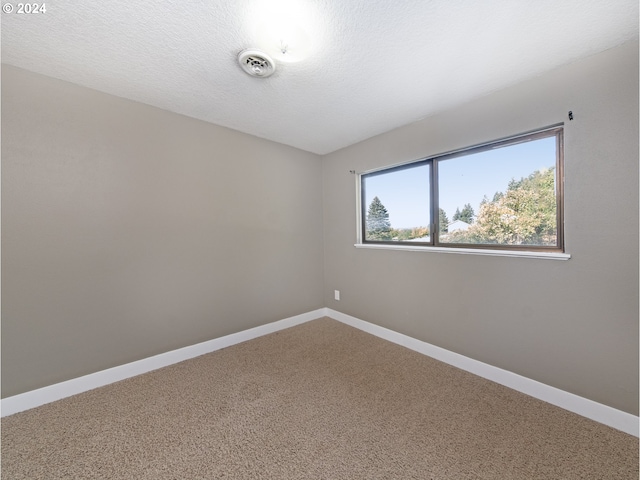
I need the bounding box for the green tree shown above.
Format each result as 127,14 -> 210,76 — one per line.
366,196 -> 392,240
452,204 -> 474,224
459,203 -> 474,224
439,208 -> 449,233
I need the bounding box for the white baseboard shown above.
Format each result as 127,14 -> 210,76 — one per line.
3,307 -> 638,438
326,308 -> 639,437
1,309 -> 325,417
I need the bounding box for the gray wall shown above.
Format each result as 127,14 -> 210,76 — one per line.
2,65 -> 325,398
3,41 -> 638,417
322,41 -> 639,415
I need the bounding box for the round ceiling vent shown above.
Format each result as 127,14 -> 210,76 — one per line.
238,49 -> 276,78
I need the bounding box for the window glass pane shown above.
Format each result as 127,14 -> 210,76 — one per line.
438,135 -> 558,246
363,163 -> 431,242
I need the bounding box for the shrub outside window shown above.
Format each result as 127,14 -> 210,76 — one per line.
360,126 -> 564,252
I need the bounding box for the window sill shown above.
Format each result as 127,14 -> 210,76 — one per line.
354,243 -> 571,260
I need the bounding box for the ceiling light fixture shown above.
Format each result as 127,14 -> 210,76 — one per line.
249,0 -> 315,64
238,49 -> 276,78
256,22 -> 311,63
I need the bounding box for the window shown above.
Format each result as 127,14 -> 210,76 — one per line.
360,126 -> 564,252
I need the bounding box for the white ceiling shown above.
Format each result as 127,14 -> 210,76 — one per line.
2,0 -> 638,155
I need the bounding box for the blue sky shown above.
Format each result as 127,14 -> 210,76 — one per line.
363,136 -> 556,229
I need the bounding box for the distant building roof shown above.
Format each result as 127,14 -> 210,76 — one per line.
448,220 -> 471,232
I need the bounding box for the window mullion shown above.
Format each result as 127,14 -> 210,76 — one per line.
431,158 -> 439,246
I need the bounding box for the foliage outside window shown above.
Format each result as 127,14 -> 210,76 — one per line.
360,127 -> 564,251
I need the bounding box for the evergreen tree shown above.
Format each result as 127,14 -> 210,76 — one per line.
453,204 -> 474,224
366,196 -> 392,240
459,203 -> 475,224
439,208 -> 449,233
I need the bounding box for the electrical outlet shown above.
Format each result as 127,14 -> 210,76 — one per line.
334,290 -> 340,301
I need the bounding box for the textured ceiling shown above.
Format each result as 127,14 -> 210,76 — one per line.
2,0 -> 638,154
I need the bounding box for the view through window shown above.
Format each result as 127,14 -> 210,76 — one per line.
361,127 -> 563,251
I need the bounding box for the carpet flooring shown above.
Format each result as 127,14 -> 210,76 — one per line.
2,318 -> 638,479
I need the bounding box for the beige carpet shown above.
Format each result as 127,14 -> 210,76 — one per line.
2,318 -> 638,479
